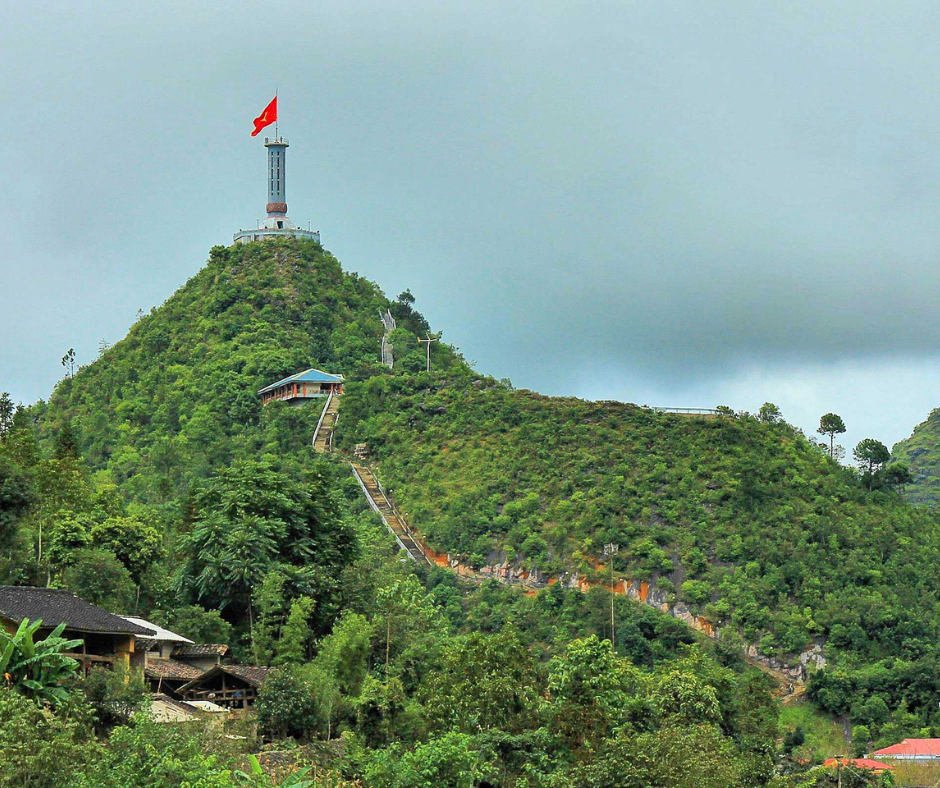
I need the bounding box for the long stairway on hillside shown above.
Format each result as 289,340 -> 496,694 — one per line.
351,463 -> 431,565
309,393 -> 430,564
312,394 -> 340,453
309,392 -> 810,696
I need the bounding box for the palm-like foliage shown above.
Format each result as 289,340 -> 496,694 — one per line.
0,617 -> 82,705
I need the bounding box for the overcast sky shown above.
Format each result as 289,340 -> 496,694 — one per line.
3,1 -> 940,456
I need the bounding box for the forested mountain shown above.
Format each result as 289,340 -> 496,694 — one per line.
3,237 -> 938,786
891,408 -> 940,506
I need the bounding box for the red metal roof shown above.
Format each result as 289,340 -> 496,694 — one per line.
872,739 -> 940,757
823,758 -> 894,771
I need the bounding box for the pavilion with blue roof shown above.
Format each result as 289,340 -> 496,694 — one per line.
258,368 -> 344,406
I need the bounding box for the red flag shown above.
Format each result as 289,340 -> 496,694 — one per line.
251,96 -> 277,137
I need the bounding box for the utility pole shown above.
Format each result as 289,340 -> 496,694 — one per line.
417,334 -> 439,372
603,543 -> 619,649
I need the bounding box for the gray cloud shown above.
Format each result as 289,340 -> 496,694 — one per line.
2,0 -> 939,453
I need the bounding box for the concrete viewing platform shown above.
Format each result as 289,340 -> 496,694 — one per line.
233,226 -> 320,245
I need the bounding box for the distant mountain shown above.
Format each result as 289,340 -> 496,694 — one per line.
892,409 -> 940,506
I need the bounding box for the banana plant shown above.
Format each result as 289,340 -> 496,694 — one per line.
234,754 -> 316,788
0,617 -> 82,706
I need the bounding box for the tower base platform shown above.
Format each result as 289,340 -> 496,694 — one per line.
232,227 -> 320,245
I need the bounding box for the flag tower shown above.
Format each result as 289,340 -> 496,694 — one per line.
233,97 -> 320,245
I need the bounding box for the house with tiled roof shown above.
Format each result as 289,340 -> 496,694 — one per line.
258,368 -> 344,406
172,642 -> 231,672
872,738 -> 940,760
144,659 -> 205,696
123,616 -> 193,658
0,586 -> 153,671
120,615 -> 202,695
177,664 -> 271,709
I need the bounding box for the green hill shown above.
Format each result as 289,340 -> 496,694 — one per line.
35,241 -> 465,509
7,237 -> 940,781
341,374 -> 940,725
35,239 -> 940,736
892,408 -> 940,506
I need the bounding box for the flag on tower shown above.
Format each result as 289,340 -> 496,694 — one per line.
251,96 -> 278,137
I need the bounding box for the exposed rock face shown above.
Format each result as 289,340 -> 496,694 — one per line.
438,551 -> 825,683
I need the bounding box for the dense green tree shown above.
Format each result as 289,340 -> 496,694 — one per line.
177,459 -> 355,634
255,667 -> 318,740
853,439 -> 890,490
158,605 -> 233,645
80,665 -> 148,733
0,392 -> 14,438
0,452 -> 31,544
62,548 -> 136,613
90,516 -> 162,581
883,462 -> 914,498
0,688 -> 96,788
313,611 -> 373,697
423,627 -> 541,734
542,636 -> 642,751
758,402 -> 782,423
73,720 -> 238,788
817,413 -> 847,458
360,731 -> 497,788
276,596 -> 316,665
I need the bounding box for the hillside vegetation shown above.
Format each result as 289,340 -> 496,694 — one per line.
891,408 -> 940,506
341,368 -> 940,744
1,237 -> 936,784
33,241 -> 461,510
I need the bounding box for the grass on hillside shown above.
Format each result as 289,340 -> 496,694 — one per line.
779,701 -> 847,763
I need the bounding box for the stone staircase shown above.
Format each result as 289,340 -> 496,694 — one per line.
350,462 -> 430,565
312,394 -> 339,453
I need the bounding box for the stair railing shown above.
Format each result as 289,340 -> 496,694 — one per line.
312,391 -> 334,449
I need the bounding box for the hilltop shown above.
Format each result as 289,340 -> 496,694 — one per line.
35,240 -> 466,511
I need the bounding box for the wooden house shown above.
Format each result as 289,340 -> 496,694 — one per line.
177,664 -> 270,709
258,368 -> 344,406
121,616 -> 204,696
171,642 -> 231,672
144,657 -> 205,697
0,586 -> 153,671
123,616 -> 193,660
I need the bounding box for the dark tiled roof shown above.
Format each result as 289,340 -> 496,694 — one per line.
223,665 -> 270,685
172,643 -> 230,657
145,659 -> 205,681
176,664 -> 270,694
0,586 -> 154,636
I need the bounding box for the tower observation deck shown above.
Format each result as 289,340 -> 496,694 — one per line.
233,137 -> 320,245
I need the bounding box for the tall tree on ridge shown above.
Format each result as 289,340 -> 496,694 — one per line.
853,439 -> 891,491
817,413 -> 847,458
61,348 -> 76,379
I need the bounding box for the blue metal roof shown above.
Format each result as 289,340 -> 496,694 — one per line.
258,368 -> 344,395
